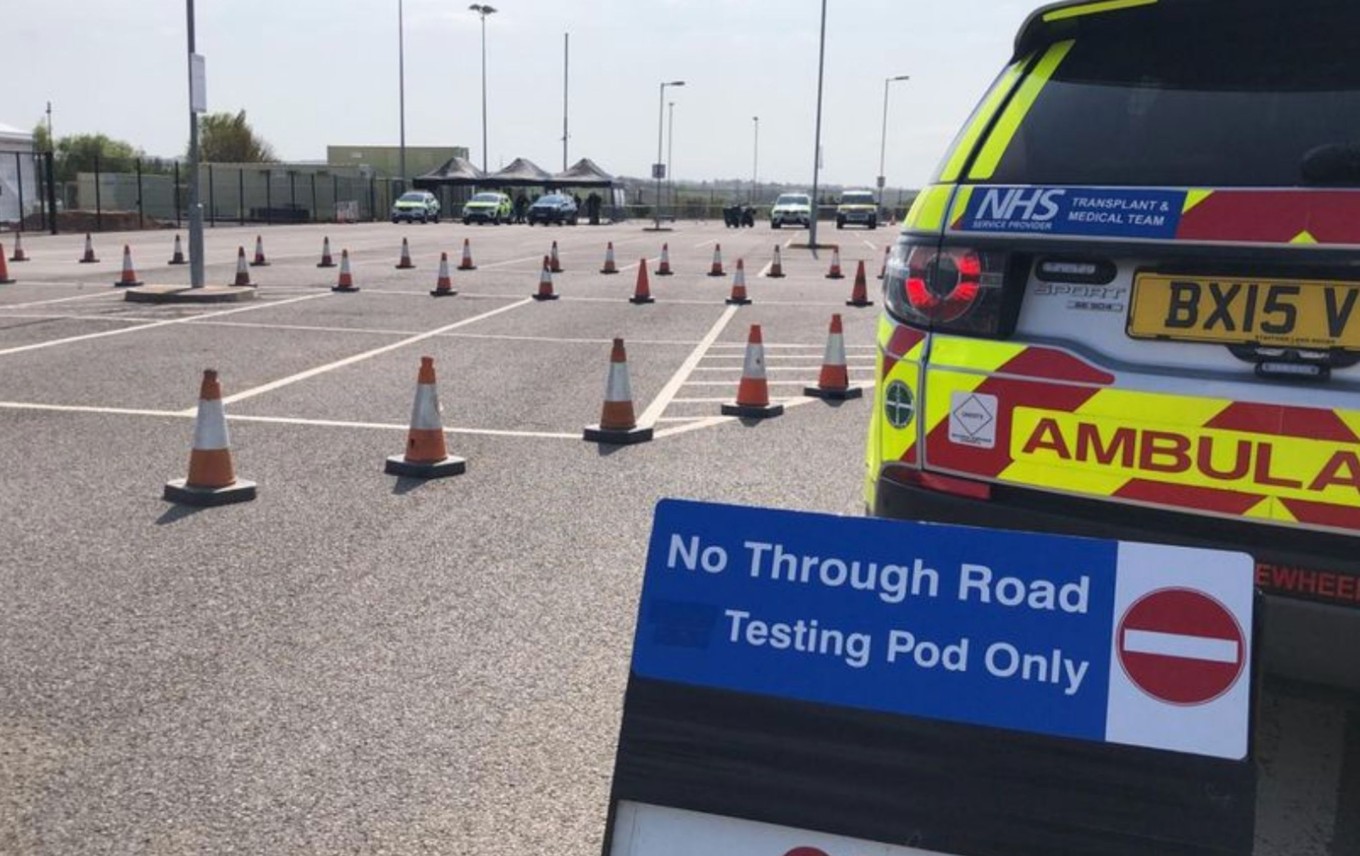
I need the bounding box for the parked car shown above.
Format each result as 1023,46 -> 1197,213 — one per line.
770,193 -> 812,229
390,190 -> 440,224
527,194 -> 579,226
462,192 -> 512,225
836,190 -> 878,230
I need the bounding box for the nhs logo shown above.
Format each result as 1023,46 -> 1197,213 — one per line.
971,187 -> 1065,230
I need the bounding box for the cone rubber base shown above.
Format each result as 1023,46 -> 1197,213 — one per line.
768,272 -> 785,279
583,424 -> 654,445
629,295 -> 655,305
317,261 -> 336,268
847,298 -> 875,307
168,259 -> 187,266
114,280 -> 144,288
458,264 -> 477,271
0,278 -> 14,285
79,258 -> 99,264
601,269 -> 618,275
250,261 -> 270,268
164,478 -> 257,507
803,385 -> 864,401
332,284 -> 359,293
396,263 -> 415,270
707,270 -> 725,277
826,273 -> 845,280
532,293 -> 560,301
656,270 -> 673,277
725,297 -> 752,306
721,402 -> 784,419
385,454 -> 466,478
430,288 -> 458,297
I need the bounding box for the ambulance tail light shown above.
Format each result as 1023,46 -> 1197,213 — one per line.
885,241 -> 1014,336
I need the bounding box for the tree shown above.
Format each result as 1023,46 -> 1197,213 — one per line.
31,121 -> 52,154
33,131 -> 142,182
198,110 -> 276,163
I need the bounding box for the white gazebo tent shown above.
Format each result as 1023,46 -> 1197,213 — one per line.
0,122 -> 37,227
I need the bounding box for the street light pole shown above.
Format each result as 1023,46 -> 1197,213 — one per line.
186,0 -> 204,289
654,79 -> 684,230
469,4 -> 497,174
398,0 -> 406,186
809,0 -> 829,248
667,100 -> 675,218
751,115 -> 759,204
878,74 -> 910,210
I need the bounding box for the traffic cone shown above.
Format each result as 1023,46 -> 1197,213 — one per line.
707,243 -> 725,277
430,251 -> 457,297
725,258 -> 751,306
533,255 -> 559,301
0,246 -> 14,284
630,258 -> 654,305
10,234 -> 29,262
847,259 -> 875,307
600,242 -> 619,274
768,245 -> 785,278
656,243 -> 674,276
825,246 -> 845,279
168,234 -> 186,265
550,240 -> 563,273
78,233 -> 99,263
232,247 -> 253,287
721,324 -> 783,419
249,234 -> 269,267
317,236 -> 336,268
457,238 -> 476,271
332,249 -> 358,292
877,245 -> 889,280
113,244 -> 143,287
395,237 -> 416,269
583,338 -> 653,445
385,356 -> 466,478
804,314 -> 863,401
163,369 -> 257,506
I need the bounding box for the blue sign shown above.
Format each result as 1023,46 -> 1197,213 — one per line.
956,186 -> 1186,240
631,500 -> 1256,759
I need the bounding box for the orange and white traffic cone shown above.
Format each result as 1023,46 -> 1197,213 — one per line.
549,240 -> 563,273
250,234 -> 269,267
600,242 -> 619,274
332,249 -> 358,292
630,258 -> 654,305
457,238 -> 476,271
847,259 -> 874,307
317,236 -> 336,268
163,369 -> 257,506
825,245 -> 845,279
0,246 -> 14,284
395,237 -> 416,269
721,324 -> 783,419
725,258 -> 751,306
233,247 -> 253,287
168,234 -> 187,265
385,356 -> 466,478
430,251 -> 457,297
877,245 -> 889,280
707,243 -> 725,277
804,314 -> 863,401
114,244 -> 143,287
10,234 -> 29,262
78,233 -> 99,264
768,245 -> 785,278
583,338 -> 653,445
656,242 -> 674,276
533,255 -> 559,301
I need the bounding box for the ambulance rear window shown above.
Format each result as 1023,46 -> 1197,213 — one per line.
986,4 -> 1360,188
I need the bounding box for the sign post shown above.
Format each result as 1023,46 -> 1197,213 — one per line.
603,500 -> 1258,856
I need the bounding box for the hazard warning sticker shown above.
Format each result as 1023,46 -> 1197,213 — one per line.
949,391 -> 998,449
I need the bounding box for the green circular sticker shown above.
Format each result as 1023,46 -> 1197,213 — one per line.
884,380 -> 915,429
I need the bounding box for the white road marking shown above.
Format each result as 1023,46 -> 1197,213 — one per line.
214,298 -> 533,410
637,304 -> 739,427
862,239 -> 877,249
0,291 -> 123,309
1122,629 -> 1239,663
692,239 -> 716,248
690,365 -> 875,372
0,312 -> 155,324
0,292 -> 329,358
756,261 -> 772,277
682,380 -> 868,387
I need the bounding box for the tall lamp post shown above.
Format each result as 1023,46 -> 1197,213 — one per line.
186,0 -> 205,288
398,0 -> 407,186
751,115 -> 759,204
654,79 -> 684,230
878,74 -> 910,211
469,4 -> 497,174
808,0 -> 829,248
667,100 -> 675,218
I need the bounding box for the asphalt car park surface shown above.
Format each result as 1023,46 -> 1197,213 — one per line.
0,221 -> 1353,855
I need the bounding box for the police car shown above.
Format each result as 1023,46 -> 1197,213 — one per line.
866,0 -> 1360,691
836,190 -> 879,230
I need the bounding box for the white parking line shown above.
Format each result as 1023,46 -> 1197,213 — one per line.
0,292 -> 330,358
637,303 -> 740,427
214,298 -> 534,410
0,291 -> 123,309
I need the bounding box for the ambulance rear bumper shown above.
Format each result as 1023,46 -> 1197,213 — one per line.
873,474 -> 1360,693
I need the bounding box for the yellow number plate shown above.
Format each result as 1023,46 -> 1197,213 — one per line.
1129,273 -> 1360,350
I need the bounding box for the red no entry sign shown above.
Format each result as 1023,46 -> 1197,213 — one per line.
1117,587 -> 1245,705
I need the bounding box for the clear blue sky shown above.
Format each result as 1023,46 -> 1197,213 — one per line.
7,0 -> 1036,187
